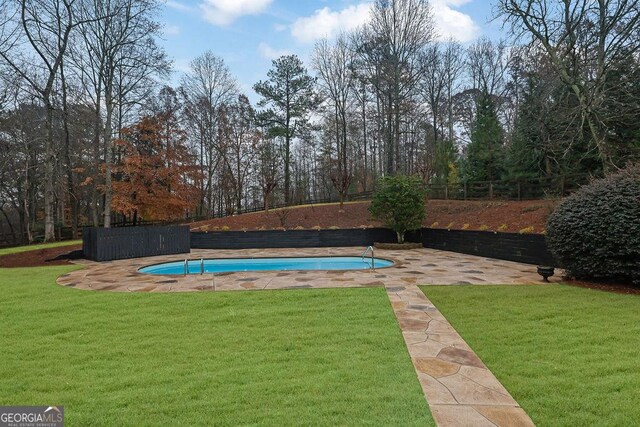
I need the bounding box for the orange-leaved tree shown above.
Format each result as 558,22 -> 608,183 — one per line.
112,111 -> 202,222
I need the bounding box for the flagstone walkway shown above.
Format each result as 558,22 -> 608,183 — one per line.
58,247 -> 552,426
389,284 -> 534,426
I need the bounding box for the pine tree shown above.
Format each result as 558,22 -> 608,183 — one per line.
253,55 -> 319,205
503,77 -> 545,180
433,138 -> 458,185
462,93 -> 504,182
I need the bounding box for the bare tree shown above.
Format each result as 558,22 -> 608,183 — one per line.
181,51 -> 237,216
255,134 -> 280,212
421,44 -> 447,146
77,0 -> 166,228
441,40 -> 465,143
356,0 -> 435,174
312,34 -> 356,210
497,0 -> 640,171
0,0 -> 86,241
225,95 -> 258,212
467,37 -> 509,97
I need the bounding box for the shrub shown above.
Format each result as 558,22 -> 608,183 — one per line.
546,165 -> 640,285
519,226 -> 535,234
369,175 -> 426,243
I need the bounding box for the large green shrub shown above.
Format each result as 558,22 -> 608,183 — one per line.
369,175 -> 426,243
546,164 -> 640,285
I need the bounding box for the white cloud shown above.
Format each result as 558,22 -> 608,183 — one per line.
258,42 -> 291,60
432,0 -> 479,42
163,25 -> 181,36
273,23 -> 288,32
290,1 -> 479,44
200,0 -> 273,26
291,3 -> 372,44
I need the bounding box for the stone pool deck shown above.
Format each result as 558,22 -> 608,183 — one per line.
58,247 -> 553,292
58,247 -> 553,426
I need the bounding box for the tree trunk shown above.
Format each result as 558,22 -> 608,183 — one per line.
396,231 -> 405,244
386,92 -> 394,174
103,94 -> 113,228
61,64 -> 78,238
362,88 -> 368,191
0,207 -> 16,244
23,146 -> 33,243
43,102 -> 56,242
284,133 -> 291,205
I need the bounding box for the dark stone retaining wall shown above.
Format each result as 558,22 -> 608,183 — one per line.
408,228 -> 555,266
82,225 -> 554,266
191,228 -> 397,249
191,227 -> 555,266
83,226 -> 190,261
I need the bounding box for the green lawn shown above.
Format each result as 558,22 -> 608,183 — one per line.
0,240 -> 81,256
422,284 -> 640,426
0,266 -> 432,426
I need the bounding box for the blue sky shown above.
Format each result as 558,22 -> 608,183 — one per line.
160,0 -> 502,100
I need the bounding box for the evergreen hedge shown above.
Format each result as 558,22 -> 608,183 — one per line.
546,164 -> 640,285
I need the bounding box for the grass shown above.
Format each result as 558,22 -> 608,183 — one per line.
422,284 -> 640,426
0,266 -> 432,426
0,240 -> 81,256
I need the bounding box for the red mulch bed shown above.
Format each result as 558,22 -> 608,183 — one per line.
0,244 -> 82,268
189,199 -> 559,234
563,278 -> 640,295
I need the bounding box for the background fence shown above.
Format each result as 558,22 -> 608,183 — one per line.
111,174 -> 589,228
83,226 -> 190,261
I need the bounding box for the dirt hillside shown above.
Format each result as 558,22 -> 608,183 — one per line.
190,199 -> 559,234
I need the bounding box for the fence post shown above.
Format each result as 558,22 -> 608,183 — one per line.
489,181 -> 494,199
517,181 -> 522,201
463,182 -> 467,200
444,185 -> 448,200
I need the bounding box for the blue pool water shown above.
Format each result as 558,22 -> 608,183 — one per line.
139,256 -> 393,275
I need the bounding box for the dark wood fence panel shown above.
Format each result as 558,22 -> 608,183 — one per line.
408,228 -> 555,266
83,226 -> 190,261
190,228 -> 396,249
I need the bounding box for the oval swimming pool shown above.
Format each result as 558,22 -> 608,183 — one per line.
139,256 -> 394,275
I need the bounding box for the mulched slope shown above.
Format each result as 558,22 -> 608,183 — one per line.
0,244 -> 82,268
190,199 -> 559,234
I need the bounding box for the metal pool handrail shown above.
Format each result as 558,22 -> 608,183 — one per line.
361,246 -> 375,270
184,259 -> 205,275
